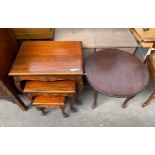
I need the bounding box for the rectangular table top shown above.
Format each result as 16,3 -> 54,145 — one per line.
9,41 -> 83,76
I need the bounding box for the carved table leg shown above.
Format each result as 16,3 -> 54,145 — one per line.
92,90 -> 98,109
122,96 -> 135,108
36,107 -> 46,116
60,105 -> 69,118
27,93 -> 34,109
14,77 -> 23,93
27,93 -> 33,101
142,91 -> 155,107
78,77 -> 84,93
77,77 -> 84,95
70,94 -> 77,112
76,77 -> 84,106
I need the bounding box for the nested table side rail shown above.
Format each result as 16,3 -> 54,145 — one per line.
13,75 -> 83,93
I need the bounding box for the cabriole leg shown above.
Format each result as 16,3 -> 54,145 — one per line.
70,95 -> 77,112
142,91 -> 155,107
60,106 -> 68,118
92,90 -> 98,109
122,96 -> 135,108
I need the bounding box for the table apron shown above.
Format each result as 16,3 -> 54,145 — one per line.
17,75 -> 81,81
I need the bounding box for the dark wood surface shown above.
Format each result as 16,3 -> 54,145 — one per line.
0,29 -> 17,79
9,41 -> 83,76
85,49 -> 149,97
0,28 -> 27,111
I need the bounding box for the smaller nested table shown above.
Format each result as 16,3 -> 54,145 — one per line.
85,49 -> 149,108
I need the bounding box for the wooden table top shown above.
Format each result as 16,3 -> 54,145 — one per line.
9,41 -> 83,76
85,49 -> 149,97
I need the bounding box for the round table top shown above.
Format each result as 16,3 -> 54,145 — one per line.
85,49 -> 149,97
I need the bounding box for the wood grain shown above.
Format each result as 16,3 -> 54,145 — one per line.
33,96 -> 65,107
9,41 -> 83,76
12,28 -> 54,39
85,49 -> 149,97
24,80 -> 76,93
17,75 -> 80,81
0,28 -> 27,111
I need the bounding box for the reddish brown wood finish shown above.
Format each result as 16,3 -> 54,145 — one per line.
86,49 -> 149,97
9,41 -> 83,76
24,80 -> 75,93
8,41 -> 83,115
85,49 -> 149,108
33,96 -> 68,117
17,75 -> 79,81
33,96 -> 65,107
142,49 -> 155,107
0,29 -> 27,111
142,91 -> 155,107
24,80 -> 76,112
0,29 -> 17,78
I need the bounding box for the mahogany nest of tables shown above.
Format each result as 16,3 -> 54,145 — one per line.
8,41 -> 84,116
85,49 -> 149,108
9,41 -> 84,92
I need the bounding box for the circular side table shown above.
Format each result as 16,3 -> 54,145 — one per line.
85,49 -> 149,108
